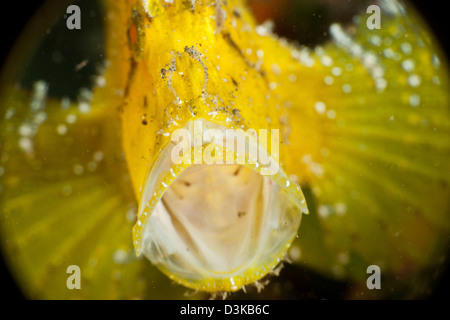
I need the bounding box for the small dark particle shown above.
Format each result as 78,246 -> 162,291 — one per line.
233,166 -> 241,175
237,211 -> 246,218
231,77 -> 239,86
233,10 -> 241,18
142,119 -> 148,125
232,108 -> 241,117
160,68 -> 167,79
144,95 -> 148,108
183,181 -> 191,187
124,59 -> 137,98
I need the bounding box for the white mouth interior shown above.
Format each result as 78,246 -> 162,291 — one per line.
141,163 -> 301,281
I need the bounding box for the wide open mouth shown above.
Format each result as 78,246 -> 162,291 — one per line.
157,164 -> 267,273
133,119 -> 307,292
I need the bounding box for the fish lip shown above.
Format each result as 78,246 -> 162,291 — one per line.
132,118 -> 307,291
154,239 -> 298,293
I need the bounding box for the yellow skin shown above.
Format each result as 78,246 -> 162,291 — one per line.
0,0 -> 449,298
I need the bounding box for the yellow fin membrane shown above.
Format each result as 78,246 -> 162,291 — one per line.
276,1 -> 450,286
